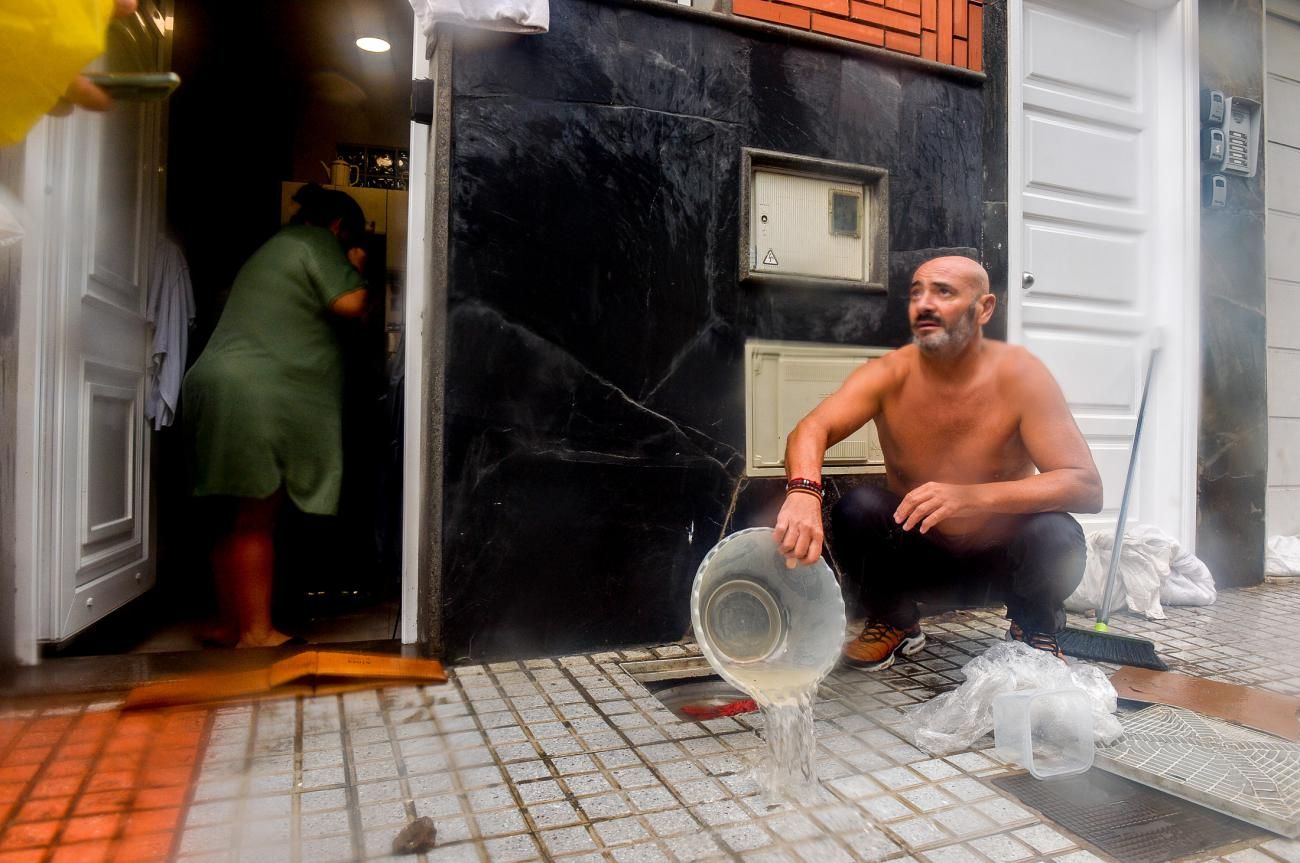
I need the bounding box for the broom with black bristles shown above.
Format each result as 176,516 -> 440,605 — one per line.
1056,343 -> 1168,671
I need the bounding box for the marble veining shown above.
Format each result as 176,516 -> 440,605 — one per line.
439,0 -> 1007,659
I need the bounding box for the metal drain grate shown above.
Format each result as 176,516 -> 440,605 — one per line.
993,769 -> 1262,863
1097,704 -> 1300,837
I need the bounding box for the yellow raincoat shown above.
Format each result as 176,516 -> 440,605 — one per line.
0,0 -> 115,147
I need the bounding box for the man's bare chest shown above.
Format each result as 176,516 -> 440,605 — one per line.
875,383 -> 1027,480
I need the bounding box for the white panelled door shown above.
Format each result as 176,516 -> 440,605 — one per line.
22,4 -> 170,642
1012,0 -> 1189,536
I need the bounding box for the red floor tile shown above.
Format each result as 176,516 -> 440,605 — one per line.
138,766 -> 189,788
111,833 -> 171,862
122,806 -> 179,836
132,787 -> 185,810
93,755 -> 140,775
45,761 -> 90,780
0,849 -> 46,863
31,718 -> 74,734
16,731 -> 62,748
0,765 -> 39,784
0,819 -> 60,850
62,815 -> 120,843
4,748 -> 53,767
83,772 -> 134,795
14,796 -> 72,822
54,744 -> 97,762
0,705 -> 210,863
30,776 -> 83,799
50,840 -> 112,863
72,790 -> 130,817
99,739 -> 145,758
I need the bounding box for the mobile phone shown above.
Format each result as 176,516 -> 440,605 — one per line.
83,72 -> 181,102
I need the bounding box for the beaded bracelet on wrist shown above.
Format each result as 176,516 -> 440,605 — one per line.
785,477 -> 824,498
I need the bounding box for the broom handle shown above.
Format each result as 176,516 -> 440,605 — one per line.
1098,345 -> 1160,626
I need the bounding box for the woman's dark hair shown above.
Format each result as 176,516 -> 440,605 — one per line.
291,183 -> 365,248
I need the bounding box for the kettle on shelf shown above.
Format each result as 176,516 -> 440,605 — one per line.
321,159 -> 359,188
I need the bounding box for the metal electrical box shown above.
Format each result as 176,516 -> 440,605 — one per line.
751,170 -> 868,281
745,340 -> 889,477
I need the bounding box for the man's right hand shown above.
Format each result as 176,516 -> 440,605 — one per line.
773,492 -> 824,568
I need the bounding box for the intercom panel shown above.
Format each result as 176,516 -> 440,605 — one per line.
1222,96 -> 1261,177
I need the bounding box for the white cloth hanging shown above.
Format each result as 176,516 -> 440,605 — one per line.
409,0 -> 548,35
144,236 -> 195,430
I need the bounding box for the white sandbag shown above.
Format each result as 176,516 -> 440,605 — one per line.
1065,523 -> 1215,620
409,0 -> 549,35
0,183 -> 24,249
1265,535 -> 1300,576
906,641 -> 1123,756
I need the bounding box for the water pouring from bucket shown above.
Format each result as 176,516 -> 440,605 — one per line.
691,528 -> 846,800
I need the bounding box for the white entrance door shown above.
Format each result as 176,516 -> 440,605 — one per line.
1010,0 -> 1194,538
16,3 -> 171,646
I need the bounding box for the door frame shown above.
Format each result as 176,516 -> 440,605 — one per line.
1007,0 -> 1201,547
400,18 -> 430,645
9,14 -> 436,663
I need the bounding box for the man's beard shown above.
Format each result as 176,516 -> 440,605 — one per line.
913,299 -> 979,355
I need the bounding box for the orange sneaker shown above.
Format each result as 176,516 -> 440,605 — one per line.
843,620 -> 926,671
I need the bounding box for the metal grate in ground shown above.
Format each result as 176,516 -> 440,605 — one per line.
1095,704 -> 1300,837
993,769 -> 1263,863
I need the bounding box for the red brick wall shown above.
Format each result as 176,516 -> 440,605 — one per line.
732,0 -> 984,72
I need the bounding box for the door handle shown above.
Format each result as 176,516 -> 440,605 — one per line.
1022,272 -> 1035,291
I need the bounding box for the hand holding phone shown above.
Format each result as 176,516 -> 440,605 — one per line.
82,72 -> 181,102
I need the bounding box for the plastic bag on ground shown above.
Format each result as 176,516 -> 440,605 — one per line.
906,641 -> 1123,756
1265,535 -> 1300,577
1065,523 -> 1215,620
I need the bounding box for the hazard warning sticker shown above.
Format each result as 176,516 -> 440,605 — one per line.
762,249 -> 778,266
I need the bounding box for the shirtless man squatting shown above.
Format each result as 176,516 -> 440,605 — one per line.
773,255 -> 1103,669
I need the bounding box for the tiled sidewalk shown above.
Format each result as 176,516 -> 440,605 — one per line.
4,583 -> 1300,862
0,705 -> 208,862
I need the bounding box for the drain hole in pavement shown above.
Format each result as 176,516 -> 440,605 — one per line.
992,770 -> 1263,863
646,677 -> 756,722
619,658 -> 757,722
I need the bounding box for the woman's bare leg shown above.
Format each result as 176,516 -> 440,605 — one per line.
212,492 -> 294,648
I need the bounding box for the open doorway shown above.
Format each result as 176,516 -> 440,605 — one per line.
48,0 -> 418,657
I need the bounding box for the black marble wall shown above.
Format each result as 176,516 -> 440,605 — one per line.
1196,0 -> 1267,588
440,0 -> 1008,660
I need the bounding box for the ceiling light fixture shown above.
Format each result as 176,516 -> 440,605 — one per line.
356,36 -> 391,53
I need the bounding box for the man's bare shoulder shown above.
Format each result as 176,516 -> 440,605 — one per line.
869,344 -> 915,387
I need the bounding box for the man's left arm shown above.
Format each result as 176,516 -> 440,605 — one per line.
895,352 -> 1103,533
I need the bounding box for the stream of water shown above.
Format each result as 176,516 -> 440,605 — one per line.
727,665 -> 822,800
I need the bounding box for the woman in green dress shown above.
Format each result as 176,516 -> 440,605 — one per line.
183,184 -> 368,648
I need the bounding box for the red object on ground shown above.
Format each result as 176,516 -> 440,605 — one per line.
680,698 -> 759,720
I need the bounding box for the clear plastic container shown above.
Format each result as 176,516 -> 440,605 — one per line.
992,687 -> 1095,779
690,528 -> 846,703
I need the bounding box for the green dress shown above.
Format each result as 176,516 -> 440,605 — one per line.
183,225 -> 363,515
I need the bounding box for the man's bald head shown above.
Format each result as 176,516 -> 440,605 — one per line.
908,255 -> 995,357
912,256 -> 990,296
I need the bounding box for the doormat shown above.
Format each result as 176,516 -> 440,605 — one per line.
124,650 -> 447,709
1109,666 -> 1300,741
1096,704 -> 1300,837
992,769 -> 1263,863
